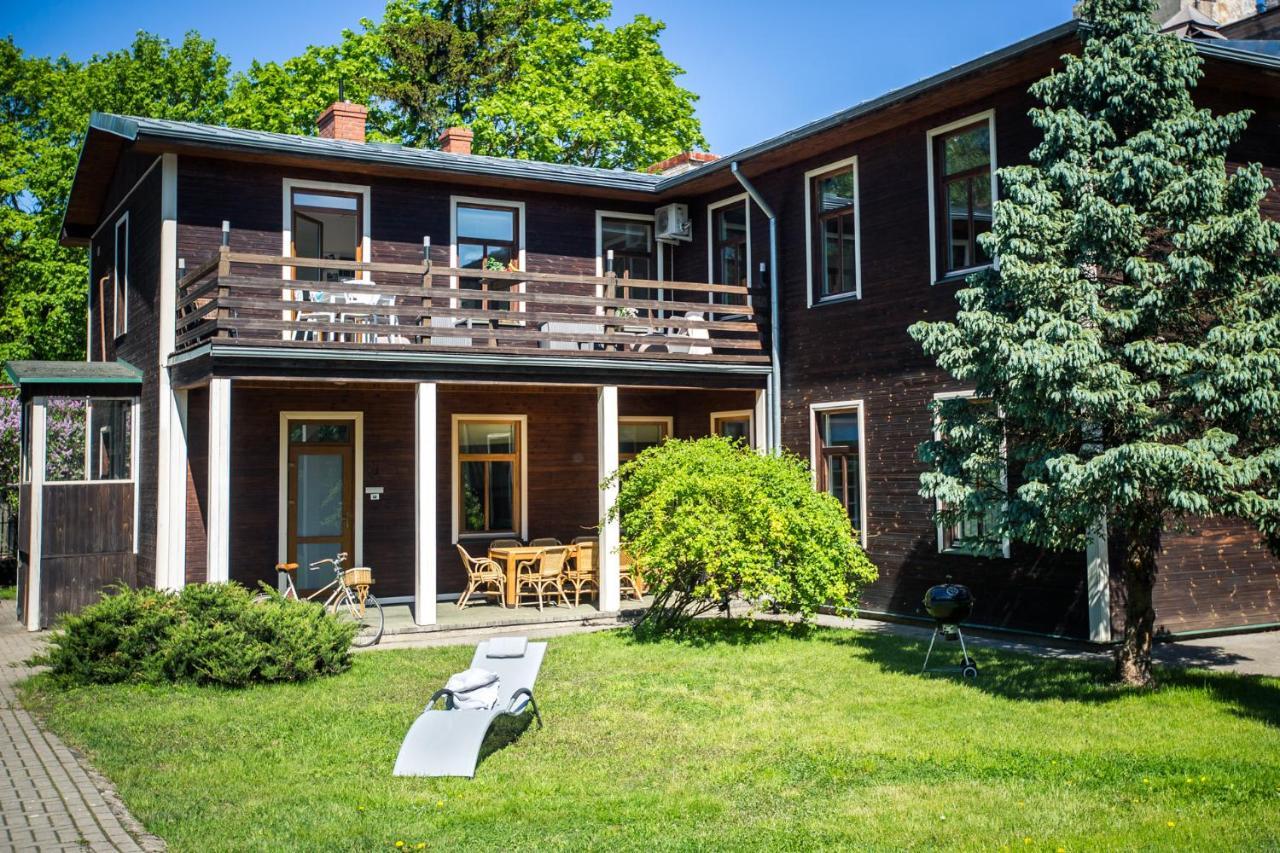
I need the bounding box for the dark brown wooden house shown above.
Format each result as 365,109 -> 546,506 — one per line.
17,16 -> 1280,639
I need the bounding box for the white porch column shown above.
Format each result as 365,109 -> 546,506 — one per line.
1086,521 -> 1112,643
597,386 -> 621,612
414,382 -> 438,626
753,388 -> 769,451
155,153 -> 187,590
206,378 -> 232,583
26,397 -> 47,631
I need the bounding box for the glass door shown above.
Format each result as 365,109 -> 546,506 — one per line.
286,420 -> 355,590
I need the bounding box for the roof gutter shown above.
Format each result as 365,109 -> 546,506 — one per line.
730,161 -> 782,452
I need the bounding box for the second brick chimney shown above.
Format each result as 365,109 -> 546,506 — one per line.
317,101 -> 368,144
438,126 -> 474,155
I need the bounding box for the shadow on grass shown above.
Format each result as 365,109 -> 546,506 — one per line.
624,615 -> 819,648
476,712 -> 536,768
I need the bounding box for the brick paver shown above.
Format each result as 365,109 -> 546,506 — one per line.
0,601 -> 163,852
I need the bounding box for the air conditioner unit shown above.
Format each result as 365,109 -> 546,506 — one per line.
655,203 -> 692,243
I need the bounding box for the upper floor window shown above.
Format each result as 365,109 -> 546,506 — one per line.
805,157 -> 860,304
290,188 -> 362,283
113,214 -> 128,338
708,196 -> 750,308
455,201 -> 522,313
600,215 -> 660,315
928,112 -> 996,280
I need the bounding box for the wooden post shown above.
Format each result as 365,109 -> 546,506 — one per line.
206,378 -> 232,583
597,386 -> 621,612
414,382 -> 438,625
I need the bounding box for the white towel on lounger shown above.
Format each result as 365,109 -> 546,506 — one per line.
444,668 -> 500,710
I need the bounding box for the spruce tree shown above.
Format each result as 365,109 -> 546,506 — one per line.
909,0 -> 1280,685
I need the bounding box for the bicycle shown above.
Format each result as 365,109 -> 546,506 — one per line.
256,552 -> 385,647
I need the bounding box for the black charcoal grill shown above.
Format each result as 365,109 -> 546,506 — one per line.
921,583 -> 978,679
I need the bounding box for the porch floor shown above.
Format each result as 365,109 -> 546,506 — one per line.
381,596 -> 652,636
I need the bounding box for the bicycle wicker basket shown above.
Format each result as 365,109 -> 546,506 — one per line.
343,567 -> 373,587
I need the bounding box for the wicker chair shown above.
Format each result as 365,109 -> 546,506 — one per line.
515,545 -> 571,611
455,544 -> 506,609
619,550 -> 646,601
563,539 -> 599,606
490,538 -> 523,550
529,537 -> 561,547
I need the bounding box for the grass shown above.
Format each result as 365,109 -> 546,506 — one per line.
21,621 -> 1280,851
0,586 -> 14,601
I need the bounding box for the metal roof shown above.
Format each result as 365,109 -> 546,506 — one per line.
3,360 -> 142,386
89,113 -> 664,194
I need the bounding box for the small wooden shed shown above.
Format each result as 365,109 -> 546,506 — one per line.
6,361 -> 142,630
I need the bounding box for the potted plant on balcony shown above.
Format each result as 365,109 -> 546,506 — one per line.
483,256 -> 524,328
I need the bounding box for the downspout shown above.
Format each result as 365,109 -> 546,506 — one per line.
730,161 -> 782,452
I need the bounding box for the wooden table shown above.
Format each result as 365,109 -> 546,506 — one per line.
488,544 -> 579,607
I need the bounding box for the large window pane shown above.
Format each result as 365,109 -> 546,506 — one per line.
819,172 -> 856,211
296,454 -> 345,537
459,422 -> 515,454
461,461 -> 486,532
88,400 -> 132,480
44,398 -> 87,483
824,412 -> 859,446
943,125 -> 990,175
488,460 -> 514,531
457,206 -> 514,241
619,421 -> 667,457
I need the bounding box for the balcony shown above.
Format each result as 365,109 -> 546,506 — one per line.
175,248 -> 769,371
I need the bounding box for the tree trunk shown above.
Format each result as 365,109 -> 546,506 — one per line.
1115,520 -> 1160,687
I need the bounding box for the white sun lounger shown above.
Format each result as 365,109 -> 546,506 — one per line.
392,637 -> 546,778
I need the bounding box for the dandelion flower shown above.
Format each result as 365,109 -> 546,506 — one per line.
1024,838 -> 1033,845
436,801 -> 444,808
1167,821 -> 1176,828
395,842 -> 405,849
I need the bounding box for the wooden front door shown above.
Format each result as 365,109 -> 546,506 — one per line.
286,420 -> 355,590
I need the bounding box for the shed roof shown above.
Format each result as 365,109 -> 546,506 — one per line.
3,360 -> 142,387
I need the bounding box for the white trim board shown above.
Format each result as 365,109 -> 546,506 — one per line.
449,413 -> 529,544
808,399 -> 869,546
926,109 -> 998,285
803,154 -> 862,307
449,195 -> 527,312
276,412 -> 366,582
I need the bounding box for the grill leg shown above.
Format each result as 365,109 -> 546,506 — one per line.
922,626 -> 939,673
956,627 -> 971,665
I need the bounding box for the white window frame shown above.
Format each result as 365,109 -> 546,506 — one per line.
808,400 -> 868,545
276,411 -> 365,580
926,109 -> 998,284
113,212 -> 129,338
449,195 -> 527,313
281,178 -> 373,286
710,409 -> 755,448
706,193 -> 752,300
931,389 -> 1010,558
595,210 -> 664,318
804,155 -> 862,307
450,413 -> 529,543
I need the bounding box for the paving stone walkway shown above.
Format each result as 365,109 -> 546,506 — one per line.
0,601 -> 162,852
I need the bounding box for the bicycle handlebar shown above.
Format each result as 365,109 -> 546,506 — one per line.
307,552 -> 349,570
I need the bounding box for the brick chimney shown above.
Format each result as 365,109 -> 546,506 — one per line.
317,101 -> 368,144
438,126 -> 474,155
646,151 -> 719,176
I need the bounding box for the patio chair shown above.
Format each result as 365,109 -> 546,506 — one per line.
620,550 -> 646,601
490,538 -> 523,550
515,546 -> 571,611
563,540 -> 598,606
529,537 -> 561,547
392,637 -> 546,778
455,544 -> 506,609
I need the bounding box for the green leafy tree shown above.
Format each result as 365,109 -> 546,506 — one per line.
909,0 -> 1280,685
605,437 -> 877,637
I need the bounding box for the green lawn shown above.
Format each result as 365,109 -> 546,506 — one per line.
0,585 -> 16,601
21,621 -> 1280,851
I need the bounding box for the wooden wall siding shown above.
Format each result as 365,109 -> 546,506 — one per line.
40,554 -> 136,629
185,386 -> 209,585
220,383 -> 753,599
90,164 -> 163,589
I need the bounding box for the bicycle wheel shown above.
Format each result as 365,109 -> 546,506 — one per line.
334,589 -> 384,648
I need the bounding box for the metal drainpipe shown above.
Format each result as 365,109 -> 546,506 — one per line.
730,161 -> 782,452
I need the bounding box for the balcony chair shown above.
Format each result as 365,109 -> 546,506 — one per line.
454,544 -> 506,610
515,545 -> 571,611
664,311 -> 712,356
563,539 -> 599,606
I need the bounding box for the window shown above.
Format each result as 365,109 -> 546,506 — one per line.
805,158 -> 860,303
711,410 -> 753,447
814,406 -> 864,534
38,397 -> 136,483
456,202 -> 521,312
456,418 -> 523,536
113,214 -> 128,338
708,196 -> 750,308
619,418 -> 670,461
600,216 -> 660,316
932,392 -> 1009,557
289,188 -> 363,283
89,399 -> 133,480
928,113 -> 996,280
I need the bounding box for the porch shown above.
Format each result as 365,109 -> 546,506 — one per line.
184,379 -> 764,627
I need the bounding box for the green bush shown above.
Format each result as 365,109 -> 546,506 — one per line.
605,436 -> 878,636
33,583 -> 357,688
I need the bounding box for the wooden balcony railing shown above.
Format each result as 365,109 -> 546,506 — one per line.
175,247 -> 770,366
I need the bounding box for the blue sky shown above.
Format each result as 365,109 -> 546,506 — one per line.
3,0 -> 1074,154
